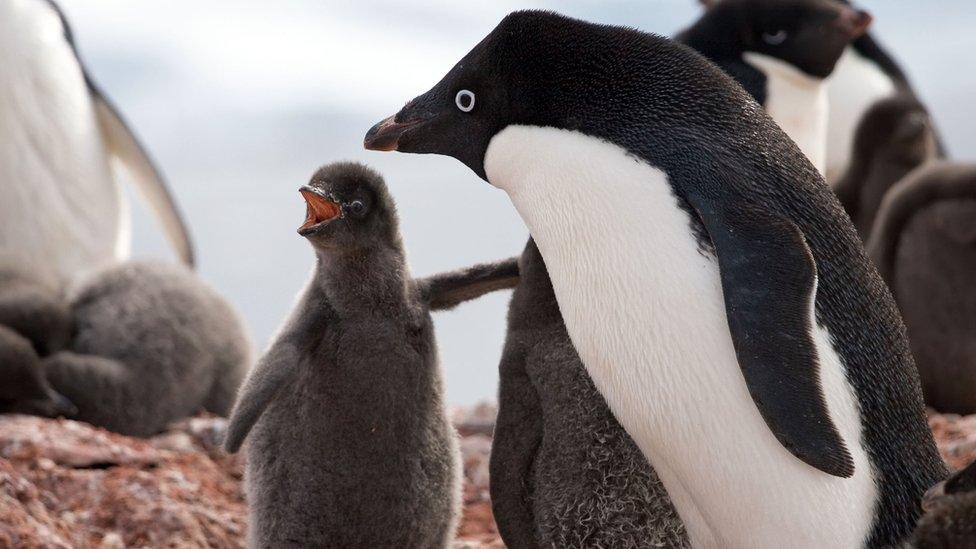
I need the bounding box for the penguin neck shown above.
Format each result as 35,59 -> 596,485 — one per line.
313,245 -> 411,315
743,52 -> 829,174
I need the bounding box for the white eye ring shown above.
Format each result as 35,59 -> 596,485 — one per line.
455,90 -> 475,112
762,30 -> 788,45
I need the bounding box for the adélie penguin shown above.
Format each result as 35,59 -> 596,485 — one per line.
678,0 -> 873,174
365,10 -> 946,547
867,163 -> 976,415
826,0 -> 948,185
0,0 -> 193,285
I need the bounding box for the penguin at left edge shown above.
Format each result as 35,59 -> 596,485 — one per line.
677,0 -> 873,174
0,0 -> 194,288
365,10 -> 946,547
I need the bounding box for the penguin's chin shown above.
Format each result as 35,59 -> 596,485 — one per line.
298,188 -> 341,235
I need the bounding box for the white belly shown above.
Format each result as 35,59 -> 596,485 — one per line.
744,52 -> 829,176
486,126 -> 879,548
825,48 -> 898,186
0,0 -> 126,284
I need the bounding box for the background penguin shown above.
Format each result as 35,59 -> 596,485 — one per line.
912,460 -> 976,548
678,0 -> 873,173
29,261 -> 252,437
0,324 -> 76,419
490,239 -> 688,549
834,93 -> 937,240
867,163 -> 976,414
222,162 -> 518,548
0,258 -> 73,357
825,0 -> 948,185
0,0 -> 193,287
365,10 -> 946,546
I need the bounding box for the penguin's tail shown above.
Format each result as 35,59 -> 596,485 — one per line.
418,257 -> 520,311
867,161 -> 976,284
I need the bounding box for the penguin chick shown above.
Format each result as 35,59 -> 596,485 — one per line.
0,261 -> 72,356
868,163 -> 976,414
912,460 -> 976,548
223,162 -> 517,548
39,261 -> 251,437
0,324 -> 77,418
834,94 -> 937,240
491,240 -> 689,549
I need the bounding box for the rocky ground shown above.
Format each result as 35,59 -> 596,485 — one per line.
1,406 -> 973,548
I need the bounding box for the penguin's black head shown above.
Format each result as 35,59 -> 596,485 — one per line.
366,10 -> 716,180
0,329 -> 77,419
298,162 -> 399,251
853,94 -> 935,169
363,17 -> 523,180
681,0 -> 872,78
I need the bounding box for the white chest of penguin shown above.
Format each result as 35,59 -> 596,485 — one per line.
825,48 -> 899,185
744,52 -> 829,175
0,0 -> 124,282
485,126 -> 878,549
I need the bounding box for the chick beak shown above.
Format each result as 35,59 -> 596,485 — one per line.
299,188 -> 342,234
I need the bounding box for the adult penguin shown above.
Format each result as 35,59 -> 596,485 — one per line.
0,0 -> 193,285
677,0 -> 873,174
694,0 -> 946,185
365,11 -> 945,547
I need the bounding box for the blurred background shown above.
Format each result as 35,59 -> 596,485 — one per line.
59,0 -> 976,404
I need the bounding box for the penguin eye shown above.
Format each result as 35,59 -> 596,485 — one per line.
762,30 -> 788,46
455,90 -> 475,113
347,199 -> 367,217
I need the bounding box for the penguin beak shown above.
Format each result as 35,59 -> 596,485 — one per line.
298,187 -> 342,235
835,8 -> 873,39
363,115 -> 426,152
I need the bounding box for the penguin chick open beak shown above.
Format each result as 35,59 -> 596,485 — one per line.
298,187 -> 342,235
363,115 -> 425,152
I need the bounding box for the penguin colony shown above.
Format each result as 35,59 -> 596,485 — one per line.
3,0 -> 976,547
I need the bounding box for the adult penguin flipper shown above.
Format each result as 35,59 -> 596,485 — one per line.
223,345 -> 299,453
692,199 -> 855,478
92,91 -> 195,267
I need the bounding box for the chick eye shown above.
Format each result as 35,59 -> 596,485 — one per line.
348,200 -> 366,216
455,90 -> 475,113
762,30 -> 788,45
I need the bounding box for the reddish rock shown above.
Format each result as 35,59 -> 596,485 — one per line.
4,404 -> 969,549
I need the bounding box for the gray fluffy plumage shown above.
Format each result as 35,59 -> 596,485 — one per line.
223,162 -> 517,548
1,259 -> 249,431
834,93 -> 938,240
912,461 -> 976,548
490,240 -> 688,549
42,261 -> 251,436
868,163 -> 976,414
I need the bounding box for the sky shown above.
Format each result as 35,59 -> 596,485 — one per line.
57,0 -> 976,404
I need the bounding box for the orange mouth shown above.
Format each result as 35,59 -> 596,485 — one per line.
299,189 -> 342,233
